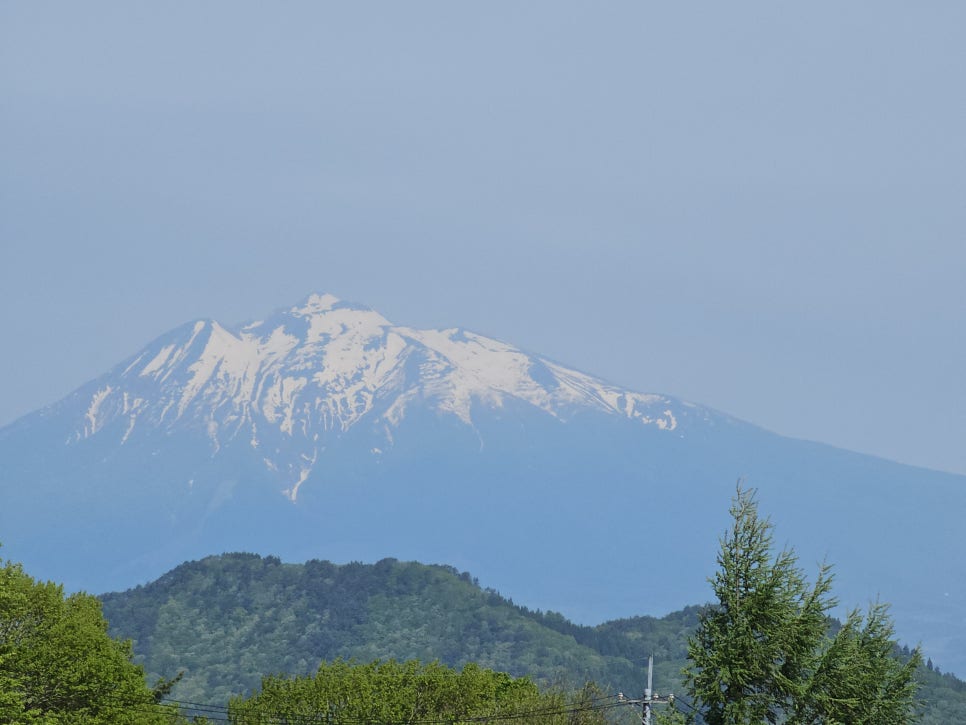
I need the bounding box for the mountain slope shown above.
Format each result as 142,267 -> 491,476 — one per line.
1,293 -> 965,674
101,554 -> 654,703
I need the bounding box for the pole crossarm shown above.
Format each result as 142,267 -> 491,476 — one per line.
615,655 -> 675,725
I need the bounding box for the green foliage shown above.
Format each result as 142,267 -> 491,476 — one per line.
0,553 -> 183,724
228,659 -> 609,724
654,705 -> 690,725
916,663 -> 966,725
797,603 -> 922,724
684,486 -> 922,724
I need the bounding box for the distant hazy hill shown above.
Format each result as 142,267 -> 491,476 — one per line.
100,554 -> 966,722
3,293 -> 965,672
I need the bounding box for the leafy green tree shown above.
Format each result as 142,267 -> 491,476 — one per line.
0,553 -> 182,724
684,486 -> 921,724
228,658 -> 611,724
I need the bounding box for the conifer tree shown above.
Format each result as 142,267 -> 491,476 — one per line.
684,485 -> 921,724
797,602 -> 921,724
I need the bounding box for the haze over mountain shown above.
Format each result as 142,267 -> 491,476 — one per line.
2,294 -> 964,674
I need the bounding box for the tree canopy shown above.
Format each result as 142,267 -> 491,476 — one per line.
684,486 -> 921,724
0,552 -> 182,724
228,659 -> 610,724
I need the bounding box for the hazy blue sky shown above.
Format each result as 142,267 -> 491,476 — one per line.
2,3 -> 964,474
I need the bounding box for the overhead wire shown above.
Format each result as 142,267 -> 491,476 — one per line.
71,672 -> 669,724
88,689 -> 634,724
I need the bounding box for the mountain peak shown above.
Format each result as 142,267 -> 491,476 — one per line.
293,292 -> 342,315
289,293 -> 380,319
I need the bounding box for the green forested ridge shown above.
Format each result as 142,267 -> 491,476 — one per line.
101,553 -> 966,722
101,554 -> 648,703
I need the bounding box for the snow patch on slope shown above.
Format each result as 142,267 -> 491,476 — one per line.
83,386 -> 113,438
140,345 -> 176,378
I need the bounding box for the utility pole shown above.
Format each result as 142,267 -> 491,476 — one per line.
644,654 -> 653,725
618,655 -> 674,725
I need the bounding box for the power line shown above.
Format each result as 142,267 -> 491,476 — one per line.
144,691 -> 629,724
667,692 -> 708,725
82,662 -> 693,724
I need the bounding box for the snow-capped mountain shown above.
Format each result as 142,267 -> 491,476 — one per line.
2,294 -> 965,675
64,293 -> 689,501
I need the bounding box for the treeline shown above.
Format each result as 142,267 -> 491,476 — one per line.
102,553 -> 650,703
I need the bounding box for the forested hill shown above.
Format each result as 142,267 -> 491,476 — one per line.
101,553 -> 966,722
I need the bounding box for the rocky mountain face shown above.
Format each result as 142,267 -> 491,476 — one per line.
2,293 -> 964,674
